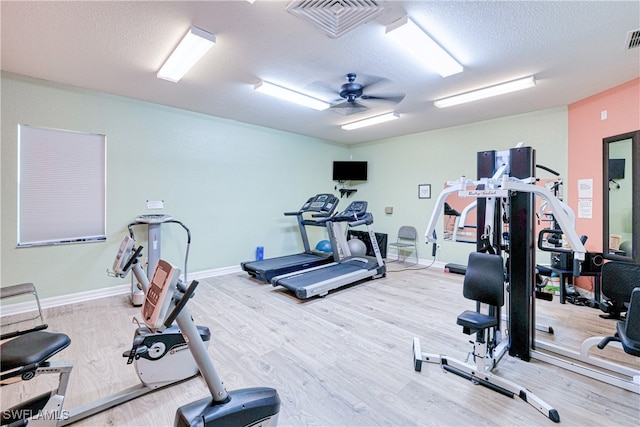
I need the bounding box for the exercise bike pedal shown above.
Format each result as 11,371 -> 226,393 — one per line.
124,335 -> 147,364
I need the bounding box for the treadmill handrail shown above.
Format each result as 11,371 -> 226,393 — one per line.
311,212 -> 334,218
348,213 -> 373,227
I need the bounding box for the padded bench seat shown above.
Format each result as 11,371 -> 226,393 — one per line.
1,331 -> 70,372
457,310 -> 498,334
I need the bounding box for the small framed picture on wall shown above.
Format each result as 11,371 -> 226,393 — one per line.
418,184 -> 431,199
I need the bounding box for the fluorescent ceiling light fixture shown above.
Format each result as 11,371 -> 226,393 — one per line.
341,112 -> 400,131
254,80 -> 330,111
434,76 -> 537,108
157,26 -> 216,82
386,16 -> 462,78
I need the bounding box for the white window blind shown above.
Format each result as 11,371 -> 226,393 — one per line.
18,125 -> 106,247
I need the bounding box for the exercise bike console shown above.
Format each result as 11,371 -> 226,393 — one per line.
141,260 -> 281,426
142,260 -> 179,331
111,235 -> 136,277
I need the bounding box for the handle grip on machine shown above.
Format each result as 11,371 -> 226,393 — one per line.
537,229 -> 585,277
121,245 -> 144,276
313,215 -> 333,225
537,229 -> 572,253
348,213 -> 373,227
164,280 -> 200,328
311,211 -> 334,218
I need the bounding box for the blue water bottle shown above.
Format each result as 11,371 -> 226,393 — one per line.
256,246 -> 264,261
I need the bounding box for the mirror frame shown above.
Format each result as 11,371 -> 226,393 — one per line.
602,130 -> 639,263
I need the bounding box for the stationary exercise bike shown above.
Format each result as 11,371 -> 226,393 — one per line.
0,236 -> 211,426
59,235 -> 212,425
140,259 -> 281,426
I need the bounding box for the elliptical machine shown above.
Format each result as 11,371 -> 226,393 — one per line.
140,259 -> 281,426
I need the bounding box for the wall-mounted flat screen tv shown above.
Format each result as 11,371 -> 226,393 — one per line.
609,158 -> 625,180
332,161 -> 368,181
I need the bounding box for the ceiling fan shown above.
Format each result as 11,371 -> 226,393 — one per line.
328,73 -> 405,115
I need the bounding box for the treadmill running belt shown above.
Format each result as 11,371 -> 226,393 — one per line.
274,261 -> 371,299
242,253 -> 331,282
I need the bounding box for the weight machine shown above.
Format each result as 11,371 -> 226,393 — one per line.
413,146 -> 589,422
414,145 -> 638,423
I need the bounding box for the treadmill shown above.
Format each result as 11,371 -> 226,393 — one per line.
271,201 -> 386,299
241,193 -> 339,282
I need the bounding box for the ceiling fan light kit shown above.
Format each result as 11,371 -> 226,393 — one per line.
157,26 -> 216,82
385,16 -> 463,78
330,73 -> 405,116
254,80 -> 331,111
434,76 -> 537,108
342,111 -> 400,130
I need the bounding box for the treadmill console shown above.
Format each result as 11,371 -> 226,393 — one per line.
333,201 -> 368,222
300,194 -> 339,214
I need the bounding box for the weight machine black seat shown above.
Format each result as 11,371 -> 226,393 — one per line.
598,287 -> 640,357
1,331 -> 70,378
457,252 -> 504,335
457,311 -> 498,334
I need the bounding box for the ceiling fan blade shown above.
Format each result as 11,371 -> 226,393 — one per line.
358,75 -> 392,92
330,101 -> 369,116
304,80 -> 340,100
361,93 -> 406,103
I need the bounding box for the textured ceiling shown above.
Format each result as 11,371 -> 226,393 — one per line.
1,1 -> 639,145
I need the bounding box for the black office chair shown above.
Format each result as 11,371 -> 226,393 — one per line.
599,261 -> 640,319
598,287 -> 640,357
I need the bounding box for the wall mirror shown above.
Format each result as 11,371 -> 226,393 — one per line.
602,130 -> 639,263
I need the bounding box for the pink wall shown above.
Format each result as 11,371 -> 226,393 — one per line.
567,78 -> 640,253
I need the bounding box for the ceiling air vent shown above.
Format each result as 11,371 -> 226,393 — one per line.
286,0 -> 385,39
626,29 -> 640,49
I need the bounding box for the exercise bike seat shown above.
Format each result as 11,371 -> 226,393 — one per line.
1,331 -> 70,375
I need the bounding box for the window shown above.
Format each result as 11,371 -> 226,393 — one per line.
18,125 -> 106,247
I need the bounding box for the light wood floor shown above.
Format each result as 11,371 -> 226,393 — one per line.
2,265 -> 639,426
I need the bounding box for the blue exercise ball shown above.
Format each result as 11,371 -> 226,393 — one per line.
348,238 -> 367,256
315,240 -> 332,253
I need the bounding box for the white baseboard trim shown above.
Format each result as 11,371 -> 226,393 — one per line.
0,265 -> 243,318
384,253 -> 446,270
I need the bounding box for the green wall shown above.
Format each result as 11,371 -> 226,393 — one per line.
349,107 -> 569,266
1,72 -> 347,299
1,71 -> 570,300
